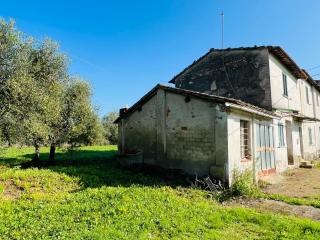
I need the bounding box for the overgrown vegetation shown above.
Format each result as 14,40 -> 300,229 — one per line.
0,146 -> 320,239
230,170 -> 260,197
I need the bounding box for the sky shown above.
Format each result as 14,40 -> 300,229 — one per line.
1,0 -> 320,116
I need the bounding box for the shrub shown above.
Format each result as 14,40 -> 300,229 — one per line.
230,169 -> 260,197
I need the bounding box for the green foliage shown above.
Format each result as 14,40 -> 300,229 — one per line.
0,146 -> 320,239
230,170 -> 260,197
102,111 -> 118,145
0,19 -> 35,145
0,19 -> 103,154
261,193 -> 320,209
311,160 -> 320,169
62,79 -> 104,146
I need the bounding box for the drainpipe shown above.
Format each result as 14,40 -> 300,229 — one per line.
119,108 -> 127,154
121,119 -> 125,154
251,115 -> 257,184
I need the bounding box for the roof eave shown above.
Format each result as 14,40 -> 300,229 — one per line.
225,102 -> 278,119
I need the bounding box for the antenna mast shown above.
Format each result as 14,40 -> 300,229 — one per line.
220,11 -> 224,49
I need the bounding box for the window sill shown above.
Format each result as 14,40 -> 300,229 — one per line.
240,158 -> 252,163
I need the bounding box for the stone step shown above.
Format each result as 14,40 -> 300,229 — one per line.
300,164 -> 314,169
300,160 -> 314,168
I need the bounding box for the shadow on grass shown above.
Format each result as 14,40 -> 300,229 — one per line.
1,148 -> 189,189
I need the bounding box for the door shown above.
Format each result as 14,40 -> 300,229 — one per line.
256,123 -> 276,172
285,120 -> 294,165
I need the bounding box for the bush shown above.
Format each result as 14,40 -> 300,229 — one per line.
230,169 -> 260,197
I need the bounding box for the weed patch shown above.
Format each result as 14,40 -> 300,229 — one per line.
229,170 -> 260,197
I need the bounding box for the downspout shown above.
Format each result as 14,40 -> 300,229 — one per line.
298,79 -> 304,115
251,115 -> 257,184
312,87 -> 317,119
311,87 -> 318,156
121,119 -> 125,154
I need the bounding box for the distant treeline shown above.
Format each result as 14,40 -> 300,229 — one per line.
0,19 -> 118,161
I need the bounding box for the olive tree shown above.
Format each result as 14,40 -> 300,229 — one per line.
48,79 -> 104,162
0,19 -> 103,163
102,112 -> 118,145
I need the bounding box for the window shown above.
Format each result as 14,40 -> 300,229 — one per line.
308,128 -> 313,145
282,73 -> 288,96
306,86 -> 310,104
240,120 -> 251,159
278,124 -> 285,147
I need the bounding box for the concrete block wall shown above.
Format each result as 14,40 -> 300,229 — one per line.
121,95 -> 157,163
120,88 -> 229,182
165,92 -> 228,178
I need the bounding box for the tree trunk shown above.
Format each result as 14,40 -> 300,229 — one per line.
33,143 -> 40,162
49,144 -> 56,162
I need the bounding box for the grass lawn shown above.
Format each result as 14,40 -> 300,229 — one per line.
262,193 -> 320,209
0,146 -> 320,239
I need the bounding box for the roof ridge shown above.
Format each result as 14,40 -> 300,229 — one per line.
168,45 -> 310,84
114,84 -> 277,123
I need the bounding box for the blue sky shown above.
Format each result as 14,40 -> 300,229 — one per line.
1,0 -> 320,116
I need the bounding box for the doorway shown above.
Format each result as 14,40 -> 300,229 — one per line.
256,123 -> 276,172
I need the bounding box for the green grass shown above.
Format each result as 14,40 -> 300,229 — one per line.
261,193 -> 320,209
0,146 -> 320,239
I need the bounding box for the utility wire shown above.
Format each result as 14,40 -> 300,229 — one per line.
311,73 -> 320,77
306,64 -> 320,71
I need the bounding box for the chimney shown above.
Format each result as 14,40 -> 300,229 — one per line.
119,108 -> 128,118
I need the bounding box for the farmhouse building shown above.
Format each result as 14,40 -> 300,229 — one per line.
115,46 -> 320,185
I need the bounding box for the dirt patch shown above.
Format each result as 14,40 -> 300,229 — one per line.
227,198 -> 320,221
263,168 -> 320,198
1,180 -> 24,200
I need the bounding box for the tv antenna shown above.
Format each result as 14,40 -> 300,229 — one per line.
219,11 -> 224,49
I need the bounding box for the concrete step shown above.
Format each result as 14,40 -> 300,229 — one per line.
300,160 -> 314,168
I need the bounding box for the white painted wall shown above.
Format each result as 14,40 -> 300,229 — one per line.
312,86 -> 320,119
269,54 -> 301,112
268,53 -> 320,161
300,121 -> 320,160
227,111 -> 254,184
298,80 -> 315,118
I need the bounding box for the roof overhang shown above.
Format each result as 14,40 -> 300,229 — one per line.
115,84 -> 278,123
225,102 -> 279,119
267,46 -> 307,79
